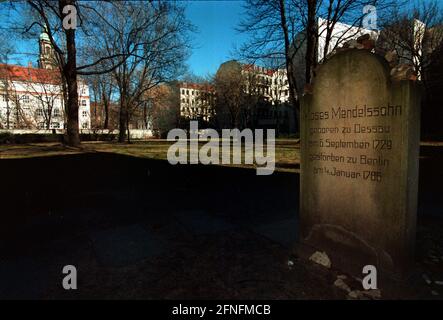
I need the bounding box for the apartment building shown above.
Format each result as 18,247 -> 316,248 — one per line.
179,82 -> 215,122
0,31 -> 90,130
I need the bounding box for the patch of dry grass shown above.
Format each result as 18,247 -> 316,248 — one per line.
0,139 -> 301,173
0,143 -> 83,159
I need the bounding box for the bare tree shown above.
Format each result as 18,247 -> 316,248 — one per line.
377,0 -> 443,137
24,72 -> 64,129
89,1 -> 191,142
214,60 -> 247,129
0,68 -> 32,129
0,30 -> 16,129
237,0 -> 398,131
378,0 -> 443,84
0,70 -> 14,130
149,84 -> 179,138
237,0 -> 300,118
3,0 -> 182,146
88,72 -> 115,130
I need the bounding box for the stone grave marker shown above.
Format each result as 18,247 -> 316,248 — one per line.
300,49 -> 420,278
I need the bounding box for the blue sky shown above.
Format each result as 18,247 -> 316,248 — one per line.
184,0 -> 247,77
4,0 -> 440,77
2,1 -> 248,77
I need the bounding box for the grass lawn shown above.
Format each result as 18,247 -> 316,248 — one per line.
0,139 -> 301,173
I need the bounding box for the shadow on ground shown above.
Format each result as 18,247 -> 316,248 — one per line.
0,146 -> 442,299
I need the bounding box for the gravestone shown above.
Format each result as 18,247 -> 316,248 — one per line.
300,49 -> 420,278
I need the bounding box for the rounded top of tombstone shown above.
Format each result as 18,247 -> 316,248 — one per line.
309,49 -> 391,96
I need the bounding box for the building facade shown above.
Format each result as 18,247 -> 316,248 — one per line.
241,64 -> 290,105
241,63 -> 295,132
178,82 -> 215,122
293,18 -> 380,90
0,31 -> 90,130
316,17 -> 379,63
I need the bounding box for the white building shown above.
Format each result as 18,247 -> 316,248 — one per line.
240,63 -> 295,132
0,31 -> 91,130
179,82 -> 215,122
293,18 -> 379,90
317,17 -> 379,62
242,64 -> 290,104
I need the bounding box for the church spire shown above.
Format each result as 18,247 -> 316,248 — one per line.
38,26 -> 57,70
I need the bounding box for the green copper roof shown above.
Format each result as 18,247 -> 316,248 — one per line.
40,32 -> 50,41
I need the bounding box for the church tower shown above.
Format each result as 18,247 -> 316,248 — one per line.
38,29 -> 57,70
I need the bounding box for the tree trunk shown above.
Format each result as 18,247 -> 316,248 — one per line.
102,84 -> 110,129
61,0 -> 80,147
126,112 -> 131,144
279,0 -> 299,132
305,0 -> 317,85
15,101 -> 19,128
118,100 -> 127,142
103,99 -> 109,129
143,104 -> 147,129
5,98 -> 10,130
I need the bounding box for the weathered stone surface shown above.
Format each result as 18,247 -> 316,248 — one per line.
357,34 -> 371,43
347,39 -> 359,49
309,251 -> 332,268
300,49 -> 421,279
348,290 -> 362,299
334,278 -> 351,292
391,64 -> 416,81
361,39 -> 375,50
347,289 -> 382,300
340,34 -> 375,51
384,50 -> 399,67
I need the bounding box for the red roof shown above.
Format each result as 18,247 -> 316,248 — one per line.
241,63 -> 276,76
0,63 -> 62,85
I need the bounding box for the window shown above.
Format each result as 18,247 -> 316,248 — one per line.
50,122 -> 60,129
81,100 -> 87,106
82,111 -> 88,117
53,108 -> 60,117
22,95 -> 30,104
36,109 -> 44,116
1,94 -> 8,102
82,122 -> 88,129
186,90 -> 189,95
182,98 -> 185,103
